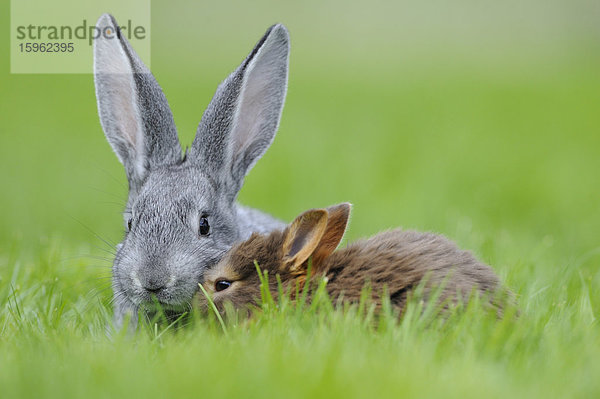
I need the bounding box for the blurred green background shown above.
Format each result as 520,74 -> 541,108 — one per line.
1,0 -> 599,256
1,1 -> 599,397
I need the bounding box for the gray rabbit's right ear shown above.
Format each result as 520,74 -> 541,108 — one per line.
93,14 -> 181,192
188,24 -> 290,200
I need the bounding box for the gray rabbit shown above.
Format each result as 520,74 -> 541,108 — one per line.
93,14 -> 289,329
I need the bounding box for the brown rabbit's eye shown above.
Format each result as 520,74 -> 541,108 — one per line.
199,216 -> 210,236
215,280 -> 232,292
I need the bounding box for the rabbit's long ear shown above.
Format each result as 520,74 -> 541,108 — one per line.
188,24 -> 289,199
93,14 -> 181,191
282,209 -> 329,272
311,203 -> 352,267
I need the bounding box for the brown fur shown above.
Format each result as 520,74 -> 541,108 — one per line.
198,204 -> 507,317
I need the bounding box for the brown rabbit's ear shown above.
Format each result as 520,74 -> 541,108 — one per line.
282,209 -> 329,272
311,203 -> 351,267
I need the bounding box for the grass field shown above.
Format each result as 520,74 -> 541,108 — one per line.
1,1 -> 599,398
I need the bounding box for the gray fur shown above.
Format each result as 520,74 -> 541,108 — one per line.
93,14 -> 289,329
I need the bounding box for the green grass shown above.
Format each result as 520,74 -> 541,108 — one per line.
1,1 -> 599,397
0,239 -> 597,398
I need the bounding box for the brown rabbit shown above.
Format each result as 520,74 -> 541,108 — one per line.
198,203 -> 506,317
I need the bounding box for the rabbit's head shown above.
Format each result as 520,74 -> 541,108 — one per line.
93,14 -> 289,324
198,204 -> 351,314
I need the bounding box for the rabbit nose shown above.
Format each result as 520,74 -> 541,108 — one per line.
142,278 -> 166,293
144,285 -> 166,294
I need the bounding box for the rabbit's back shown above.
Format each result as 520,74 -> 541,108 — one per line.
322,229 -> 502,312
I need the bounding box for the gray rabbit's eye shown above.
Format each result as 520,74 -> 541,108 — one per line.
215,280 -> 231,292
199,215 -> 210,236
127,217 -> 133,231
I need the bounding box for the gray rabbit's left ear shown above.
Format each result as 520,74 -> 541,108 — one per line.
188,24 -> 290,200
93,14 -> 181,192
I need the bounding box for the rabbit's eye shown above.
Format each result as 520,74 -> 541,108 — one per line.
215,280 -> 231,292
127,218 -> 133,231
199,215 -> 210,236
